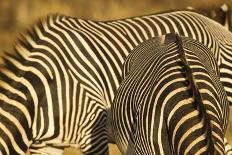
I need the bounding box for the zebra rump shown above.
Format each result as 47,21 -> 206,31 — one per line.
112,33 -> 230,155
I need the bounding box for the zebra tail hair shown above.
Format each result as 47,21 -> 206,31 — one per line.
174,33 -> 216,154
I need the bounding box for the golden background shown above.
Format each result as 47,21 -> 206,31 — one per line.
0,0 -> 232,154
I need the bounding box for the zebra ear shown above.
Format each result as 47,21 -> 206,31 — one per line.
205,3 -> 232,31
221,3 -> 229,12
208,3 -> 228,28
220,3 -> 232,31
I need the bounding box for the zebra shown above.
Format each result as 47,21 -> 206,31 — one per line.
187,3 -> 232,31
1,10 -> 232,154
112,33 -> 230,154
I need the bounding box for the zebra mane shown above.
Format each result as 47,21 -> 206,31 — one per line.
0,13 -> 60,64
0,14 -> 59,80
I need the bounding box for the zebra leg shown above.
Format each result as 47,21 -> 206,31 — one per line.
226,106 -> 232,144
29,146 -> 64,155
225,137 -> 232,155
77,99 -> 109,155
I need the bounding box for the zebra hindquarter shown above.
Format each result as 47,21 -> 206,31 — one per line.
112,34 -> 229,155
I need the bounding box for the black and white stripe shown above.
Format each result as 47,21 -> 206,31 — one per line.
112,34 -> 230,154
0,10 -> 232,154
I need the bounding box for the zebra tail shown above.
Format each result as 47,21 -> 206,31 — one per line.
174,33 -> 215,154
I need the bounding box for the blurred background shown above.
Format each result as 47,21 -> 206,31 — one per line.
0,0 -> 232,154
1,0 -> 232,51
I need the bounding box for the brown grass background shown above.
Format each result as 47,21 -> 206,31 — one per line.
0,0 -> 232,154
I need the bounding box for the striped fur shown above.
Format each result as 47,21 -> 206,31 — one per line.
112,34 -> 229,154
0,10 -> 232,154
